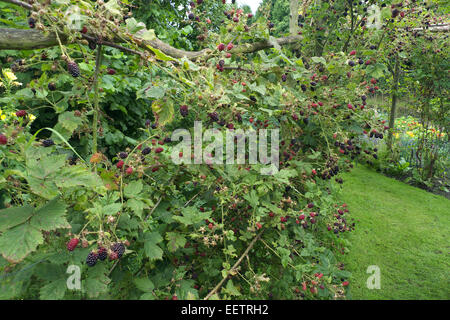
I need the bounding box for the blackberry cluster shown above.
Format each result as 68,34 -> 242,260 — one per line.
320,156 -> 340,180
369,130 -> 384,139
111,242 -> 125,258
180,105 -> 189,117
208,112 -> 219,122
42,139 -> 55,147
86,252 -> 98,267
16,110 -> 27,117
67,61 -> 80,77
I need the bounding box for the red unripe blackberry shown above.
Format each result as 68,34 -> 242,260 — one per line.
67,238 -> 79,251
155,147 -> 163,153
248,13 -> 253,18
86,251 -> 98,267
98,247 -> 107,261
107,68 -> 116,75
116,160 -> 124,169
111,242 -> 125,258
307,203 -> 314,208
126,167 -> 133,175
151,166 -> 159,172
109,251 -> 118,261
67,61 -> 80,77
217,43 -> 225,51
180,105 -> 189,117
81,26 -> 88,34
0,134 -> 7,145
226,42 -> 234,51
16,110 -> 27,117
349,50 -> 356,56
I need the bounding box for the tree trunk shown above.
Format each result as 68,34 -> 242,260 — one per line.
289,0 -> 300,36
387,57 -> 400,152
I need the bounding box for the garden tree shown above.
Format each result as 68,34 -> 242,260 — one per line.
0,0 -> 407,300
370,0 -> 449,169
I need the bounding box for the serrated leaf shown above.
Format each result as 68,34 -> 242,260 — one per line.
144,232 -> 163,261
40,279 -> 67,300
166,232 -> 186,253
58,111 -> 83,132
152,99 -> 174,125
134,277 -> 155,292
124,180 -> 143,198
0,205 -> 34,232
30,197 -> 69,231
0,224 -> 43,263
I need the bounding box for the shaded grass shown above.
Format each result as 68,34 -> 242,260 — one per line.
340,165 -> 450,299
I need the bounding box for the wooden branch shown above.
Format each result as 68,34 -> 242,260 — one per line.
204,229 -> 264,300
0,28 -> 303,60
2,0 -> 32,10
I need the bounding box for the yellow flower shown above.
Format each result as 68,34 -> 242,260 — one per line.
406,131 -> 414,138
0,81 -> 3,87
2,69 -> 17,81
393,133 -> 400,139
12,81 -> 22,87
28,114 -> 36,121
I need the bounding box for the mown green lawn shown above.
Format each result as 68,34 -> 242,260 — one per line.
339,165 -> 450,300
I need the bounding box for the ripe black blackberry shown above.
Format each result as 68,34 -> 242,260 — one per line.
98,247 -> 107,261
180,105 -> 188,117
208,112 -> 219,122
28,17 -> 36,28
348,60 -> 355,67
142,147 -> 151,155
111,242 -> 125,258
48,82 -> 56,91
42,139 -> 54,147
67,61 -> 80,77
88,40 -> 97,50
86,252 -> 98,267
119,152 -> 128,159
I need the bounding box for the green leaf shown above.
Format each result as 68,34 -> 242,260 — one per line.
0,224 -> 43,263
40,279 -> 67,300
224,279 -> 241,296
144,232 -> 164,261
166,232 -> 186,253
102,203 -> 122,216
152,99 -> 174,125
30,197 -> 69,231
124,180 -> 143,198
58,111 -> 83,132
0,205 -> 34,232
172,207 -> 211,226
146,45 -> 177,62
134,277 -> 155,292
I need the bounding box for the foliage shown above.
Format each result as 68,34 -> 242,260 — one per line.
0,0 -> 447,300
